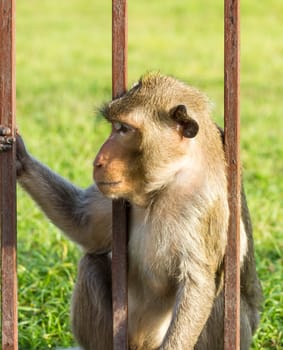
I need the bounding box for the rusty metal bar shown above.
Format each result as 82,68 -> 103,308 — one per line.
112,0 -> 128,99
0,1 -> 18,350
224,0 -> 241,349
112,0 -> 128,349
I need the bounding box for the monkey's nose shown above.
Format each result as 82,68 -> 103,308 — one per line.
93,155 -> 106,168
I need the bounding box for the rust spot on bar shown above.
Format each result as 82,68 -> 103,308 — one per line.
112,1 -> 129,349
224,0 -> 241,350
0,1 -> 18,350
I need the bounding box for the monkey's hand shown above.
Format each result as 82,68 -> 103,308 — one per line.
0,126 -> 31,177
0,126 -> 15,151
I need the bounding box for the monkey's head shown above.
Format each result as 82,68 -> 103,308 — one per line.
93,73 -> 215,207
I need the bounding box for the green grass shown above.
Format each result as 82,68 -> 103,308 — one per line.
4,0 -> 283,348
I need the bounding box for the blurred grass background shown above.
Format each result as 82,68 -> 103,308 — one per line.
10,0 -> 283,348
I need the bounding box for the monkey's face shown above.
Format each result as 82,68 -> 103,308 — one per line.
93,74 -> 204,206
93,108 -> 198,207
93,118 -> 146,206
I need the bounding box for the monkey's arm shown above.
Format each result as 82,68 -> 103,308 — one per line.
160,207 -> 224,350
161,267 -> 216,350
17,135 -> 112,252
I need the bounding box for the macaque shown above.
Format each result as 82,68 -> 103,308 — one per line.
0,73 -> 262,350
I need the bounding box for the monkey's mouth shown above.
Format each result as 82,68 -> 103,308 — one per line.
96,181 -> 122,187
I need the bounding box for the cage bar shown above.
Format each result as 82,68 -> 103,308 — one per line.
224,0 -> 241,349
112,0 -> 129,349
0,1 -> 242,349
0,0 -> 18,350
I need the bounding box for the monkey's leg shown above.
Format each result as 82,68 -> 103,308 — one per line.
195,292 -> 254,350
239,298 -> 254,350
71,253 -> 113,350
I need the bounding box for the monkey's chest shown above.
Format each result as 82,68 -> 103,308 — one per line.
128,235 -> 175,349
127,208 -> 177,348
128,223 -> 174,293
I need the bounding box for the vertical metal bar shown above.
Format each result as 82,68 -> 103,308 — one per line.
224,0 -> 241,349
0,1 -> 18,350
112,0 -> 128,349
112,0 -> 128,98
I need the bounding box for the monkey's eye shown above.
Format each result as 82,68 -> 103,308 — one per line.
113,121 -> 134,135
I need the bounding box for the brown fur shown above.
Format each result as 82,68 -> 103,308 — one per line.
0,73 -> 262,349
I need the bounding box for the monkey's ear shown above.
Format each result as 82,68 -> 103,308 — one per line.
170,105 -> 199,138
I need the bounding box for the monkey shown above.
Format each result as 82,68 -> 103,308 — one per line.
0,73 -> 262,350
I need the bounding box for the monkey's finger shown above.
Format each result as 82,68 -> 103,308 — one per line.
0,126 -> 11,136
7,136 -> 16,144
0,144 -> 12,152
0,136 -> 15,144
